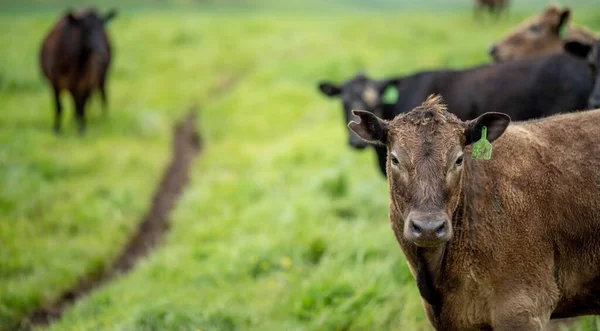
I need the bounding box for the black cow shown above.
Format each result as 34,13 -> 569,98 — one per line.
564,38 -> 600,108
318,52 -> 593,176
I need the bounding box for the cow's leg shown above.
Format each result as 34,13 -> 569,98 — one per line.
73,91 -> 90,135
53,86 -> 62,133
501,3 -> 509,19
493,5 -> 503,19
99,79 -> 108,117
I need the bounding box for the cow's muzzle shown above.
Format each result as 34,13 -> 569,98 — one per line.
405,211 -> 452,247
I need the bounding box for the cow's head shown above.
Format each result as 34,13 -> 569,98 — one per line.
65,8 -> 118,57
349,95 -> 509,247
318,73 -> 400,149
489,5 -> 570,63
564,38 -> 600,108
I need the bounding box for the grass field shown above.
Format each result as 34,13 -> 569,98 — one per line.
1,1 -> 600,330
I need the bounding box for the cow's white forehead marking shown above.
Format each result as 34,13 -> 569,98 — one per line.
363,85 -> 378,107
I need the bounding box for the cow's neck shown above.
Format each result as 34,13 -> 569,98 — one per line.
410,193 -> 466,312
414,245 -> 445,308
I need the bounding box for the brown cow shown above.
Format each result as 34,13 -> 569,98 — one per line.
489,5 -> 597,63
474,0 -> 509,20
349,95 -> 600,330
40,8 -> 117,134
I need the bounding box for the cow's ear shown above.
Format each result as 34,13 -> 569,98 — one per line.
104,9 -> 118,23
348,110 -> 388,145
557,8 -> 571,34
465,112 -> 510,145
564,40 -> 593,58
66,10 -> 79,24
318,82 -> 341,97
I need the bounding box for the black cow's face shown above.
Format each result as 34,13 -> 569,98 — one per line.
66,9 -> 117,56
318,74 -> 398,149
564,39 -> 600,109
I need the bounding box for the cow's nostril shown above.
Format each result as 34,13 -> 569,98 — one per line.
434,221 -> 447,237
410,221 -> 422,236
489,44 -> 498,57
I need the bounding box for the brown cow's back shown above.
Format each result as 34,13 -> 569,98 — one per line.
487,111 -> 600,315
41,14 -> 111,93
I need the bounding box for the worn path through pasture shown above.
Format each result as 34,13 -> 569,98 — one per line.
21,110 -> 202,330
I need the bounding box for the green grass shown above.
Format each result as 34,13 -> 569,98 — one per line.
1,0 -> 600,13
1,2 -> 600,331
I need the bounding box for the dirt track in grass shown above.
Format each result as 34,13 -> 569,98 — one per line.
21,109 -> 202,330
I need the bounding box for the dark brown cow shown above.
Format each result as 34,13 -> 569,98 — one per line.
474,0 -> 509,19
489,5 -> 597,63
349,95 -> 600,330
40,8 -> 117,134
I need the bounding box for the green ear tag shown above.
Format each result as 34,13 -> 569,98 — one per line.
382,86 -> 399,105
471,126 -> 493,160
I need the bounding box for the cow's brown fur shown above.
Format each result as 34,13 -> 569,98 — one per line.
350,95 -> 600,330
40,8 -> 116,134
491,4 -> 597,63
474,0 -> 509,19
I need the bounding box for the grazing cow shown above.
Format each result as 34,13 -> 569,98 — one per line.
474,0 -> 509,20
564,38 -> 600,109
40,8 -> 117,134
348,95 -> 600,331
318,52 -> 593,176
489,5 -> 597,63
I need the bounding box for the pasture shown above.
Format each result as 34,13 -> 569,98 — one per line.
1,0 -> 600,330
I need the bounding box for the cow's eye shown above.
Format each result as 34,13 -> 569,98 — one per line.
455,155 -> 464,167
529,25 -> 542,33
390,155 -> 400,167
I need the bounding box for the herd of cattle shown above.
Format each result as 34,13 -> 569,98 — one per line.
35,4 -> 600,330
319,4 -> 600,331
320,5 -> 600,177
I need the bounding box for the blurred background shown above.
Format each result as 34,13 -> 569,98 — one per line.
1,0 -> 599,330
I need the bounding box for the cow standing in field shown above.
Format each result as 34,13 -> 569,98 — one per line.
489,5 -> 597,63
40,8 -> 117,134
318,51 -> 593,176
474,0 -> 509,20
564,38 -> 600,108
348,95 -> 600,331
